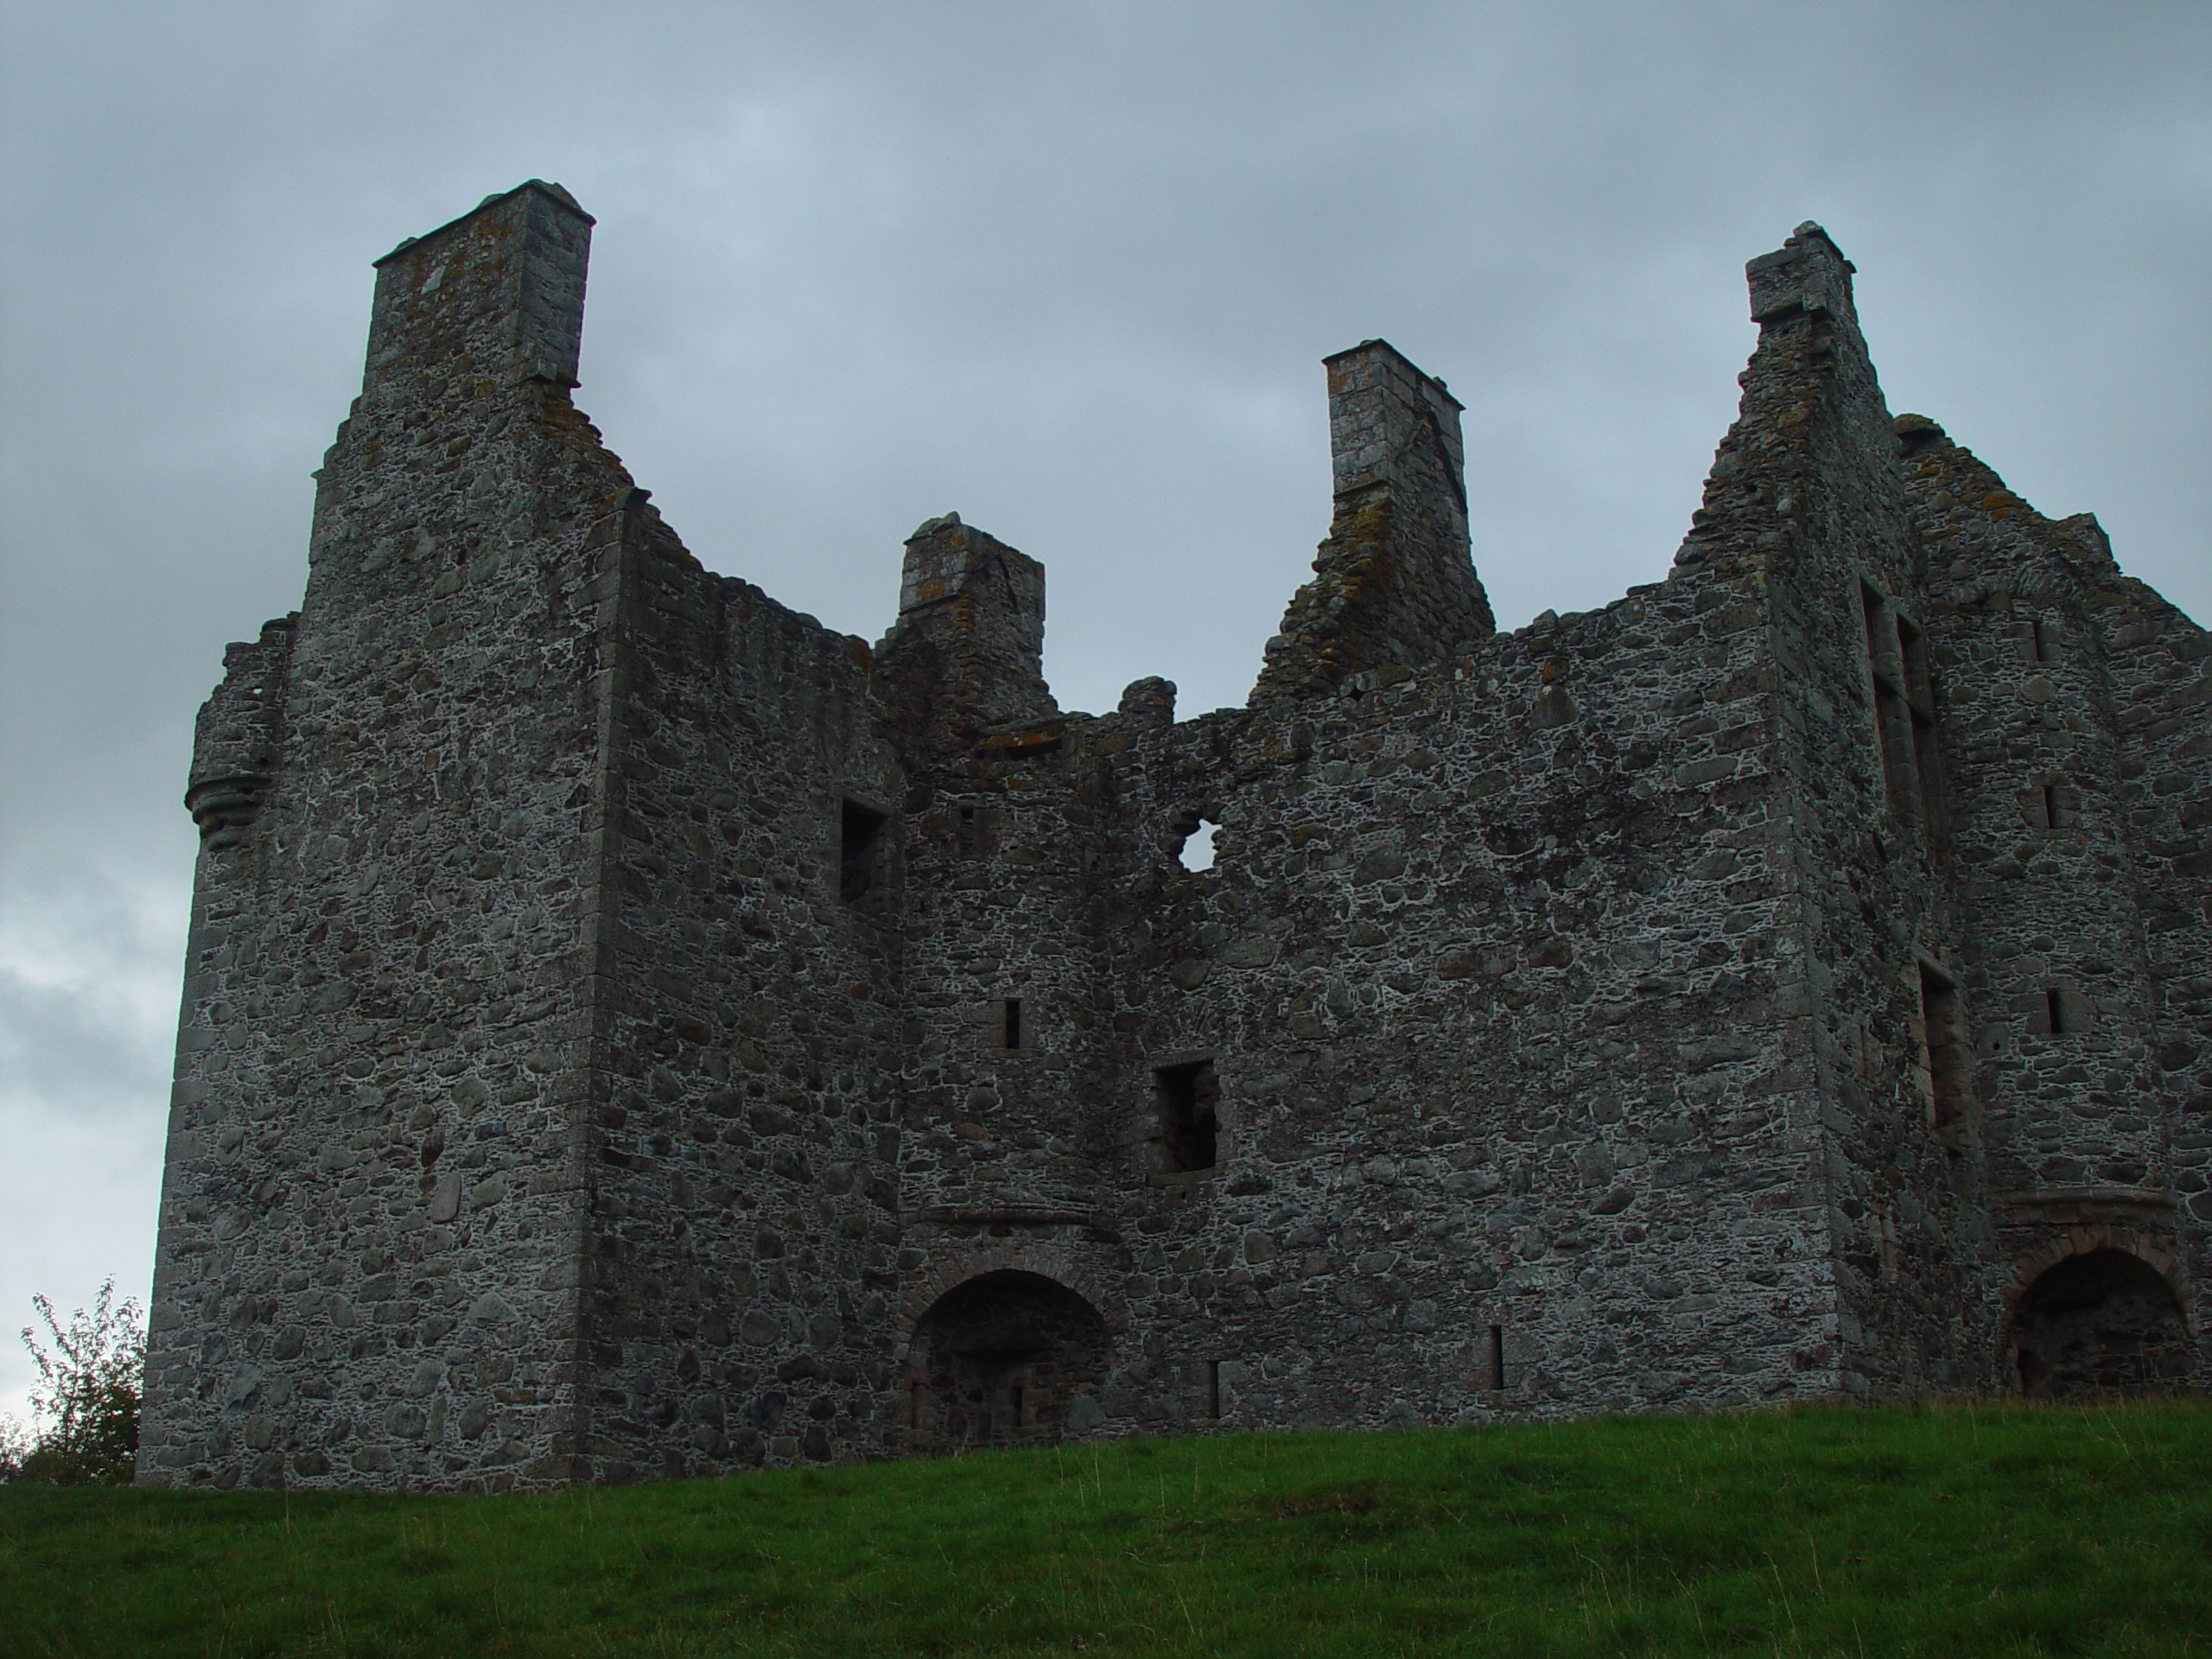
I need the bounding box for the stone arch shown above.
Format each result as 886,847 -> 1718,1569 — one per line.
904,1270 -> 1111,1452
2003,1230 -> 2191,1398
898,1238 -> 1124,1339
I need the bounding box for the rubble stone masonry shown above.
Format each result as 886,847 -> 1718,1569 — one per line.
139,190 -> 2208,1491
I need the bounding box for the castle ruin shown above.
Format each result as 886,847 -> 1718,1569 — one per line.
139,182 -> 2210,1490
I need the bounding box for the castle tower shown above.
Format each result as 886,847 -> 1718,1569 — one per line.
141,183 -> 910,1489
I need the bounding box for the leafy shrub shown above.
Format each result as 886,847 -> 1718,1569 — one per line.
3,1279 -> 144,1485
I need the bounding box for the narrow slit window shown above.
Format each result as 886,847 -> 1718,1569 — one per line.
1207,1359 -> 1223,1420
1002,997 -> 1022,1052
957,804 -> 980,857
1488,1325 -> 1507,1391
2045,987 -> 2068,1037
1917,962 -> 1970,1133
1154,1059 -> 1219,1173
840,800 -> 887,903
1896,613 -> 1946,846
2029,617 -> 2056,664
2044,781 -> 2075,830
1862,586 -> 1916,820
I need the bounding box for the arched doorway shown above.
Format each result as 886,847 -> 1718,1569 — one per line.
2007,1248 -> 2190,1398
907,1271 -> 1110,1452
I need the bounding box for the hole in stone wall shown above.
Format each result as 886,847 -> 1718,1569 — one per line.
840,800 -> 887,903
1002,997 -> 1022,1051
1155,1059 -> 1219,1173
1207,1359 -> 1222,1419
2045,987 -> 2068,1037
1488,1325 -> 1507,1391
1175,818 -> 1218,872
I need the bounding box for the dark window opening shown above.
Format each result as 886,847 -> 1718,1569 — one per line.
953,802 -> 1000,859
2027,616 -> 2056,664
1862,586 -> 1916,820
2038,780 -> 2075,830
1488,1325 -> 1507,1391
1002,997 -> 1022,1051
1155,1059 -> 1219,1173
1896,613 -> 1946,848
2045,987 -> 2069,1037
840,800 -> 887,903
1918,963 -> 1970,1134
1206,1359 -> 1223,1420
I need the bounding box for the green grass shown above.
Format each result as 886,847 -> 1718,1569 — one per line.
3,1402 -> 2209,1656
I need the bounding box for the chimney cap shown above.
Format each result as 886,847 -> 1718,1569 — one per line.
373,180 -> 593,268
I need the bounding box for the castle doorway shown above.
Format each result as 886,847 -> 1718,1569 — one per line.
907,1271 -> 1109,1452
2006,1248 -> 2190,1398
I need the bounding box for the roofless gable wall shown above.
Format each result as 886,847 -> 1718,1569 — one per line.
139,189 -> 2209,1491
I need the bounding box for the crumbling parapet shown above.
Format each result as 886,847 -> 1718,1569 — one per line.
185,614 -> 296,848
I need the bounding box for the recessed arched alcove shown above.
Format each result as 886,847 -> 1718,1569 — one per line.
2006,1247 -> 2190,1398
906,1270 -> 1110,1452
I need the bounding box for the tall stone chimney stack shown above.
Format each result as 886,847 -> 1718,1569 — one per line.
362,180 -> 594,395
1254,339 -> 1493,702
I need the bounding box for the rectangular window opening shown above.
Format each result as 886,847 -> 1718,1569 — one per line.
1154,1059 -> 1219,1173
1896,613 -> 1946,847
2046,987 -> 2068,1038
957,804 -> 979,855
1861,586 -> 1917,822
1009,1384 -> 1025,1431
1488,1325 -> 1507,1392
1918,963 -> 1970,1133
1859,581 -> 1888,662
840,800 -> 887,904
2030,617 -> 2056,664
1207,1359 -> 1223,1421
1002,997 -> 1022,1052
2042,783 -> 2060,830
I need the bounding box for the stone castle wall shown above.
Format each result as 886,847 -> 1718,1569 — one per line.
139,188 -> 2209,1491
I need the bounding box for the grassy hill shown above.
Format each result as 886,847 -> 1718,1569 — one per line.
3,1402 -> 2208,1656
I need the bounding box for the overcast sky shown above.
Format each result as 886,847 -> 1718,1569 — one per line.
2,0 -> 2205,1423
